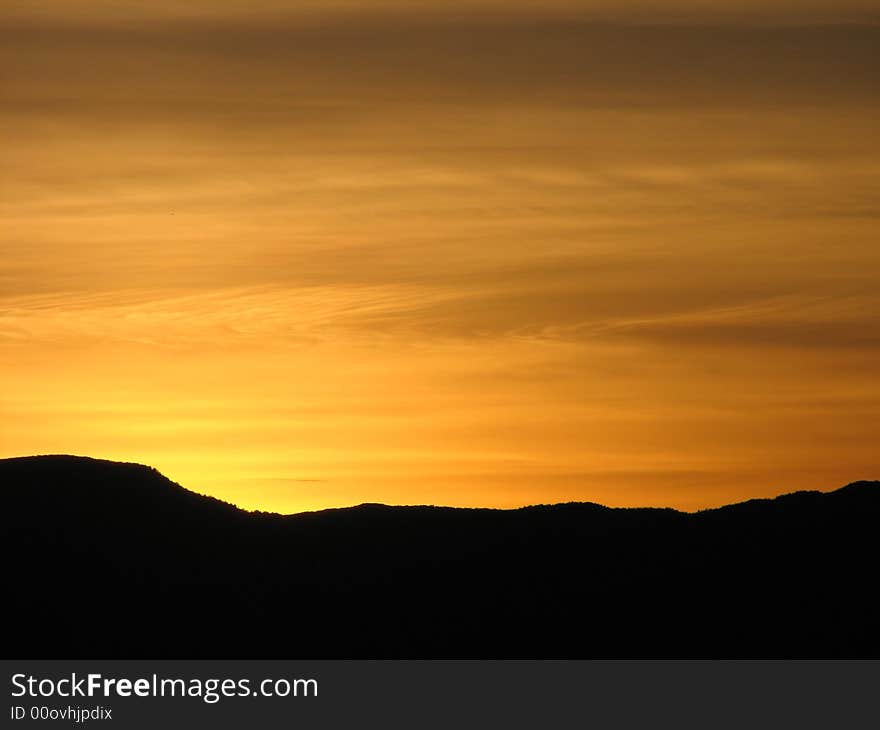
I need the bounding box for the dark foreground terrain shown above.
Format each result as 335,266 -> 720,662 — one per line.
2,455 -> 877,657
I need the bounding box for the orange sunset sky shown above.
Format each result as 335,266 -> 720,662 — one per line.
1,1 -> 878,512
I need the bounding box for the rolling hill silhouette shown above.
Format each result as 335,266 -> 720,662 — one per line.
3,455 -> 878,658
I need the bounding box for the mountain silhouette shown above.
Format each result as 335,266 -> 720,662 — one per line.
3,455 -> 878,658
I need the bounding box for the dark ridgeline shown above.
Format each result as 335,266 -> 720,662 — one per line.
2,455 -> 877,658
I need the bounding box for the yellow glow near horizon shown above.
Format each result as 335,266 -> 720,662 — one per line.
1,3 -> 878,512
